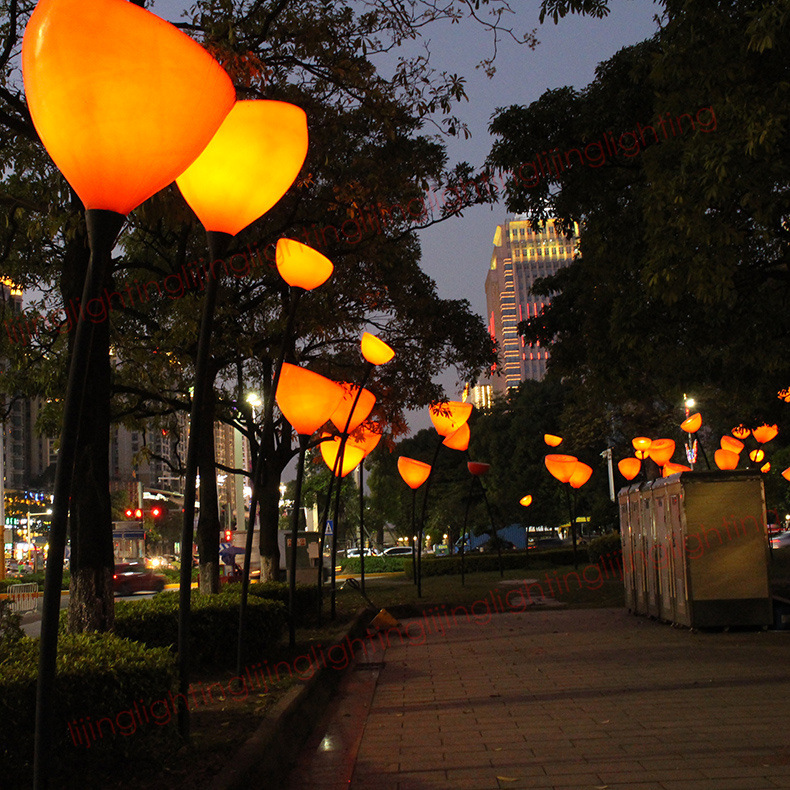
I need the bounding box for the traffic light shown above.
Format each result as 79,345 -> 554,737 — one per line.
150,506 -> 162,519
125,508 -> 143,521
224,530 -> 233,542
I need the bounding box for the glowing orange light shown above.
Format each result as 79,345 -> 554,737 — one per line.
544,434 -> 563,447
753,424 -> 779,444
275,238 -> 333,291
634,449 -> 648,460
348,423 -> 383,456
632,437 -> 652,452
176,101 -> 307,235
360,332 -> 395,366
618,457 -> 641,481
647,438 -> 675,466
663,463 -> 691,476
544,454 -> 578,484
22,0 -> 235,215
680,413 -> 702,433
330,384 -> 375,434
319,433 -> 365,477
732,425 -> 751,440
467,462 -> 490,477
428,401 -> 473,437
398,457 -> 431,489
782,467 -> 790,482
761,462 -> 771,473
778,388 -> 790,403
519,495 -> 533,507
749,449 -> 765,463
714,449 -> 739,470
720,436 -> 744,454
568,462 -> 593,489
275,363 -> 343,436
443,423 -> 470,452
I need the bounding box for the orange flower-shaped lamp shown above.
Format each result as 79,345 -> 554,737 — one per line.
732,425 -> 751,440
663,462 -> 691,476
753,424 -> 779,444
275,363 -> 343,436
634,449 -> 648,460
749,449 -> 765,463
330,384 -> 375,434
275,237 -> 333,291
467,461 -> 490,477
22,0 -> 235,214
720,436 -> 744,454
348,423 -> 383,456
545,454 -> 578,484
714,449 -> 739,470
519,494 -> 533,507
761,462 -> 771,473
443,423 -> 470,452
177,101 -> 307,236
319,433 -> 365,477
568,462 -> 593,489
632,437 -> 652,452
398,457 -> 431,489
647,438 -> 675,466
361,332 -> 395,365
782,467 -> 790,482
680,413 -> 702,433
429,401 -> 473,437
618,457 -> 641,481
544,434 -> 563,447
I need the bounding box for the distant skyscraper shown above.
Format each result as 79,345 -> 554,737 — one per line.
485,216 -> 578,395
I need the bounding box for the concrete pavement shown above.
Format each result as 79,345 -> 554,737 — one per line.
285,603 -> 790,790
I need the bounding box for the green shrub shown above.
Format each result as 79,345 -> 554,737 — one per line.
0,570 -> 70,592
587,532 -> 623,566
0,632 -> 176,787
229,580 -> 320,624
0,599 -> 23,647
340,556 -> 407,573
113,590 -> 286,667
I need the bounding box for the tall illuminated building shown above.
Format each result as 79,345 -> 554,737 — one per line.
485,215 -> 578,395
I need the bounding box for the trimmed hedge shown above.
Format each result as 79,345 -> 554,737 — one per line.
0,570 -> 70,593
224,580 -> 320,624
0,632 -> 176,787
114,590 -> 286,667
587,532 -> 623,566
340,556 -> 407,573
402,547 -> 583,578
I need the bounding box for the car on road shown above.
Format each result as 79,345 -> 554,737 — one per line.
381,546 -> 414,557
113,561 -> 166,596
345,548 -> 379,557
771,531 -> 790,549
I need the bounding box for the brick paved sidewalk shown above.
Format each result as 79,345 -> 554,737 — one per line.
289,605 -> 790,790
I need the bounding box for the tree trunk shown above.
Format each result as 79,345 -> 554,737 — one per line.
196,379 -> 220,593
64,224 -> 115,633
258,466 -> 281,581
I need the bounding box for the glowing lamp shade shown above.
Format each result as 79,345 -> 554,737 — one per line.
761,462 -> 771,473
348,424 -> 383,456
749,449 -> 765,463
22,0 -> 235,215
632,437 -> 652,452
568,462 -> 592,489
519,495 -> 533,507
275,238 -> 333,291
177,101 -> 307,235
544,434 -> 563,447
467,462 -> 490,477
782,467 -> 790,482
330,384 -> 375,434
618,457 -> 641,481
319,433 -> 365,477
720,436 -> 744,454
647,438 -> 675,466
545,454 -> 578,483
681,413 -> 702,433
663,463 -> 691,476
714,449 -> 739,470
275,363 -> 343,436
361,332 -> 395,366
753,424 -> 779,444
398,457 -> 431,490
634,449 -> 648,460
429,401 -> 473,437
732,425 -> 751,440
443,423 -> 470,452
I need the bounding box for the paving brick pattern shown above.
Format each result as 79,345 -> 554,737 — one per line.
288,607 -> 790,790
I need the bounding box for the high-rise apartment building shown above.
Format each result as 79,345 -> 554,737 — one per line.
485,215 -> 578,395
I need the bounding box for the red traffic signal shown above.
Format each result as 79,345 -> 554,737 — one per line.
124,508 -> 143,521
151,506 -> 162,519
224,530 -> 233,542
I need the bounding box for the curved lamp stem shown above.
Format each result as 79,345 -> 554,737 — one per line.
460,474 -> 475,587
416,440 -> 444,598
34,209 -> 125,790
177,229 -> 231,739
